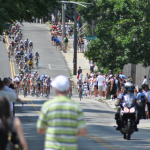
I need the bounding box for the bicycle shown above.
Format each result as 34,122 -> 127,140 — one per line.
46,87 -> 50,99
31,85 -> 35,96
24,84 -> 27,98
35,58 -> 38,68
79,87 -> 82,101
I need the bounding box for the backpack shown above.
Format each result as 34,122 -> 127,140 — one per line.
65,37 -> 68,43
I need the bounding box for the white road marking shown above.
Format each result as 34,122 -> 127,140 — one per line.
48,64 -> 68,71
48,64 -> 51,69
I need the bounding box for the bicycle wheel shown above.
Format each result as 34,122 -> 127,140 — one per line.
79,90 -> 82,101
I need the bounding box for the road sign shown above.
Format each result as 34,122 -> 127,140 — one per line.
148,69 -> 150,82
86,36 -> 97,40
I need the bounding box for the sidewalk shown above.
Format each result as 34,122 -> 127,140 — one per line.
61,38 -> 90,84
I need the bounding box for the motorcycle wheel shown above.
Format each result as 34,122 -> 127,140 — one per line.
126,122 -> 131,140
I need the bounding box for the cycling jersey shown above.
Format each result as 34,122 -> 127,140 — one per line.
28,60 -> 33,65
45,79 -> 51,87
77,81 -> 83,88
29,42 -> 33,46
35,53 -> 39,57
29,54 -> 33,59
30,78 -> 36,85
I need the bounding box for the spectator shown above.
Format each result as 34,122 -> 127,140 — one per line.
53,36 -> 61,51
69,25 -> 73,37
63,34 -> 68,53
58,33 -> 63,50
65,23 -> 70,37
0,97 -> 27,150
144,85 -> 150,119
77,66 -> 82,79
109,75 -> 116,101
37,75 -> 86,150
136,88 -> 146,119
3,78 -> 26,108
97,73 -> 105,97
78,37 -> 82,53
79,70 -> 83,81
90,60 -> 94,72
93,74 -> 97,98
85,73 -> 88,81
142,75 -> 148,85
79,37 -> 84,53
115,74 -> 120,97
84,39 -> 88,52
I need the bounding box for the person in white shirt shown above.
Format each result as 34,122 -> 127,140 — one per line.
97,72 -> 105,97
3,78 -> 26,116
79,70 -> 83,81
65,24 -> 70,37
142,75 -> 148,85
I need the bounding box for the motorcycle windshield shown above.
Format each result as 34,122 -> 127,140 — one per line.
123,93 -> 136,108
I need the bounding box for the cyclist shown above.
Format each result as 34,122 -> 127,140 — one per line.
24,39 -> 29,53
19,31 -> 22,40
28,58 -> 33,69
30,75 -> 36,94
29,52 -> 33,60
34,51 -> 40,64
19,43 -> 24,50
24,54 -> 28,63
20,48 -> 24,60
7,44 -> 12,59
15,45 -> 19,53
29,41 -> 33,52
19,69 -> 24,80
77,79 -> 83,95
22,77 -> 28,95
15,52 -> 21,65
35,76 -> 41,96
18,61 -> 24,72
13,74 -> 21,95
45,76 -> 52,96
68,78 -> 74,96
10,40 -> 15,53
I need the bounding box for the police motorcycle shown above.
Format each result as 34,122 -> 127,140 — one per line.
115,82 -> 139,140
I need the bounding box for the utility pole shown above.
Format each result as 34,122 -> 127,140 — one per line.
62,4 -> 66,39
92,20 -> 95,36
73,0 -> 77,75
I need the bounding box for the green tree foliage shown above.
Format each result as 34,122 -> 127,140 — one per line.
78,0 -> 150,71
0,0 -> 60,34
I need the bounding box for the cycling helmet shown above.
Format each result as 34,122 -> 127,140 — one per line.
30,41 -> 32,43
31,75 -> 34,78
26,39 -> 28,41
48,76 -> 50,79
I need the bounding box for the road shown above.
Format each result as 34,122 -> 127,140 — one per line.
0,23 -> 150,150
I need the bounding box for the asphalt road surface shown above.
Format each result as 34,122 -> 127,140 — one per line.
0,23 -> 150,150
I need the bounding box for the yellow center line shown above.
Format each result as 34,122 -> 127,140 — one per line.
23,98 -> 40,114
85,135 -> 119,150
20,96 -> 40,114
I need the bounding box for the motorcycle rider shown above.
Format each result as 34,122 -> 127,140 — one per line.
115,82 -> 139,131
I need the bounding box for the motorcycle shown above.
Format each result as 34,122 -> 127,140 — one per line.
119,107 -> 137,140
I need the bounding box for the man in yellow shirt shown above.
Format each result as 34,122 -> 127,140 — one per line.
28,58 -> 33,69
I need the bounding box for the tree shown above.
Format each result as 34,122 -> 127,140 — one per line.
0,0 -> 60,34
77,0 -> 150,71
